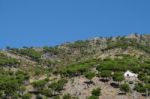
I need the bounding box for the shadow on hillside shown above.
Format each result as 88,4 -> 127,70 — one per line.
110,82 -> 119,88
99,78 -> 109,83
118,92 -> 126,95
84,81 -> 94,85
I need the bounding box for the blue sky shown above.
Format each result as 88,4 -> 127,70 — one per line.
0,0 -> 150,48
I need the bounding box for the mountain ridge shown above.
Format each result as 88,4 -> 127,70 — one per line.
0,33 -> 149,99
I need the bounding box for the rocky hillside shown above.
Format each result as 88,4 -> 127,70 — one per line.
0,33 -> 149,99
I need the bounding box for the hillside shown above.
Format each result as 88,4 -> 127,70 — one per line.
0,33 -> 150,99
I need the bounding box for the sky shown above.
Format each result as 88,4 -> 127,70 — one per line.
0,0 -> 150,48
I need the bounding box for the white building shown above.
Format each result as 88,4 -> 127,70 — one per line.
124,70 -> 138,78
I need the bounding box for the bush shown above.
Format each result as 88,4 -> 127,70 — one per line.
84,71 -> 96,81
53,96 -> 61,99
113,72 -> 124,83
36,95 -> 43,99
100,70 -> 112,78
48,79 -> 67,92
120,84 -> 130,93
32,79 -> 48,90
92,87 -> 101,96
22,93 -> 32,99
0,53 -> 19,66
88,95 -> 99,99
134,83 -> 145,93
63,94 -> 71,99
42,89 -> 52,97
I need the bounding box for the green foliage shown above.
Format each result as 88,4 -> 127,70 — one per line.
0,53 -> 18,66
32,79 -> 48,90
48,79 -> 67,92
63,94 -> 71,99
138,73 -> 148,83
134,83 -> 145,93
10,48 -> 42,61
97,56 -> 140,72
134,83 -> 150,93
144,84 -> 150,91
120,84 -> 130,93
113,72 -> 124,83
53,96 -> 61,99
0,34 -> 149,99
2,80 -> 19,96
36,95 -> 43,99
42,88 -> 52,97
34,66 -> 45,76
92,87 -> 101,96
12,93 -> 19,99
60,60 -> 96,77
0,69 -> 29,98
43,46 -> 63,55
22,93 -> 32,99
88,95 -> 99,99
68,40 -> 89,48
106,37 -> 132,50
84,71 -> 96,81
137,44 -> 150,54
100,70 -> 112,78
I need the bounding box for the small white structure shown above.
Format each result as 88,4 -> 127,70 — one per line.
124,70 -> 138,78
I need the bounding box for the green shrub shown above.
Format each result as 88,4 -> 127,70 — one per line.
120,84 -> 130,93
88,95 -> 99,99
92,87 -> 101,96
63,94 -> 71,99
42,89 -> 52,97
113,72 -> 124,83
22,93 -> 32,99
48,79 -> 67,92
134,83 -> 145,93
84,71 -> 96,81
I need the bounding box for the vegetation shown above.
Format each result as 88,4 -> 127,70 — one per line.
8,47 -> 42,62
0,53 -> 19,67
92,87 -> 101,96
84,71 -> 96,82
48,79 -> 68,93
120,83 -> 130,93
88,95 -> 99,99
63,94 -> 71,99
0,34 -> 149,98
60,60 -> 98,77
113,72 -> 124,84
